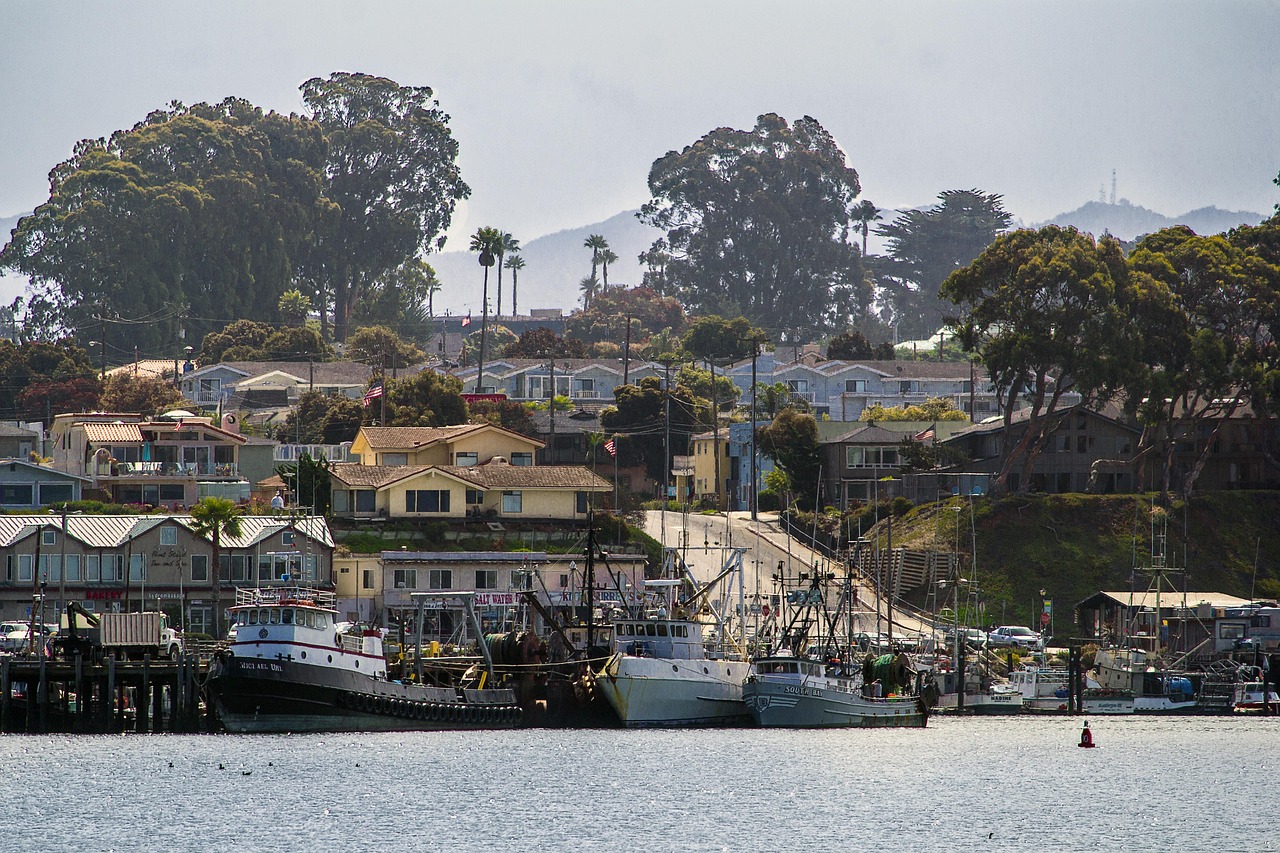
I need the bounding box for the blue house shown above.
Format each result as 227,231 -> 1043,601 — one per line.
0,459 -> 88,509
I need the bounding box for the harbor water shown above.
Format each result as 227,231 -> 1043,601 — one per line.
2,715 -> 1275,852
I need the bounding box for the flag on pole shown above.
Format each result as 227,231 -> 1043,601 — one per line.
461,311 -> 472,328
604,437 -> 617,457
913,423 -> 936,443
363,384 -> 384,405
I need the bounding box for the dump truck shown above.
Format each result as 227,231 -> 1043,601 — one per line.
57,604 -> 183,661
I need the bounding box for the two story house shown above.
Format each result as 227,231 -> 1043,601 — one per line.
179,360 -> 384,410
450,358 -> 661,404
0,513 -> 333,635
48,412 -> 251,507
329,424 -> 610,520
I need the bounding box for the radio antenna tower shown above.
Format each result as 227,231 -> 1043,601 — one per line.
1110,169 -> 1117,205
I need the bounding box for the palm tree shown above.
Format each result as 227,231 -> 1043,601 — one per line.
190,496 -> 243,638
853,199 -> 882,257
584,234 -> 609,281
504,254 -> 525,317
579,275 -> 600,310
494,231 -> 520,318
469,226 -> 502,393
599,248 -> 619,288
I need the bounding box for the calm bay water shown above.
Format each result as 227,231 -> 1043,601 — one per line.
1,716 -> 1275,852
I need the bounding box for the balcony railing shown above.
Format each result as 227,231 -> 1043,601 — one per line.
85,462 -> 240,478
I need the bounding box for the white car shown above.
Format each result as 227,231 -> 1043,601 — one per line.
988,625 -> 1042,649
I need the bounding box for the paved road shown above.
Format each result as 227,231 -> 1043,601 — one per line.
642,509 -> 932,640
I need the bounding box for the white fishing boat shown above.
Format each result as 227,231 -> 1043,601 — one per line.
596,550 -> 753,727
933,671 -> 1024,715
1232,680 -> 1280,714
1009,666 -> 1071,713
209,587 -> 520,733
598,615 -> 752,727
1093,646 -> 1197,713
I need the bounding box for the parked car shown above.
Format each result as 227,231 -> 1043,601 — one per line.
945,627 -> 990,649
988,625 -> 1042,649
0,621 -> 55,653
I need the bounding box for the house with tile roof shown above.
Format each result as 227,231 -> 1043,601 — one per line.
48,412 -> 251,508
0,513 -> 332,635
332,424 -> 607,520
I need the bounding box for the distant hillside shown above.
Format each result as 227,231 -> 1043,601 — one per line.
429,210 -> 664,316
1035,200 -> 1266,242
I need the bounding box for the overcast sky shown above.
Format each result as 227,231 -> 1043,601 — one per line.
2,1 -> 1278,292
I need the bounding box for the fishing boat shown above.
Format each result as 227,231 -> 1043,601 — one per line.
741,569 -> 930,728
1092,647 -> 1196,713
1232,678 -> 1280,714
1009,666 -> 1072,713
596,549 -> 753,727
932,670 -> 1025,715
208,586 -> 521,733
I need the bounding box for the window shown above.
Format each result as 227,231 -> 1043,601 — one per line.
86,554 -> 100,582
65,554 -> 81,582
787,379 -> 808,392
382,452 -> 408,466
18,554 -> 33,582
161,527 -> 178,546
43,529 -> 57,546
900,380 -> 916,394
466,489 -> 484,505
406,490 -> 451,513
355,490 -> 376,512
0,484 -> 33,505
1219,622 -> 1246,640
362,569 -> 374,590
393,569 -> 417,589
191,554 -> 209,582
429,569 -> 452,590
42,555 -> 61,582
101,555 -> 124,583
39,483 -> 73,504
502,490 -> 522,513
846,447 -> 899,467
476,569 -> 498,589
454,452 -> 478,467
844,379 -> 867,393
511,452 -> 533,467
559,574 -> 569,588
282,531 -> 295,545
576,491 -> 589,513
129,554 -> 146,582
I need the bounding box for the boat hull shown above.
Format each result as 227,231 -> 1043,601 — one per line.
597,654 -> 752,727
936,690 -> 1025,715
743,679 -> 926,728
209,653 -> 521,733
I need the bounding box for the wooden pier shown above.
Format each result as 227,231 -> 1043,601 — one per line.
0,654 -> 214,734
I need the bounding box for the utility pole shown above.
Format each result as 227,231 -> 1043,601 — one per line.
749,334 -> 766,521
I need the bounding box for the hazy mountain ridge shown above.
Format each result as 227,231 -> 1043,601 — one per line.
430,210 -> 664,316
1035,200 -> 1267,242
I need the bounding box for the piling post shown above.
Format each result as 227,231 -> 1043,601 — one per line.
0,656 -> 9,732
957,647 -> 966,712
35,655 -> 49,732
106,656 -> 117,732
74,654 -> 85,733
139,656 -> 151,733
152,677 -> 163,732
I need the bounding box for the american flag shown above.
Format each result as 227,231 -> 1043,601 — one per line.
914,425 -> 936,442
363,384 -> 384,405
461,311 -> 472,327
604,437 -> 617,457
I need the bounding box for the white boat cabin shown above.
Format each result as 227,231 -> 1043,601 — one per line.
229,587 -> 387,678
612,619 -> 707,661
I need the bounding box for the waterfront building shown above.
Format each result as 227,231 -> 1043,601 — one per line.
0,512 -> 332,635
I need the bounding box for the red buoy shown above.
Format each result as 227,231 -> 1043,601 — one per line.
1078,720 -> 1095,748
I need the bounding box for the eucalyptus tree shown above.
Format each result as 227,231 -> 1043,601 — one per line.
941,225 -> 1136,496
639,113 -> 867,338
1127,226 -> 1271,497
301,72 -> 469,343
